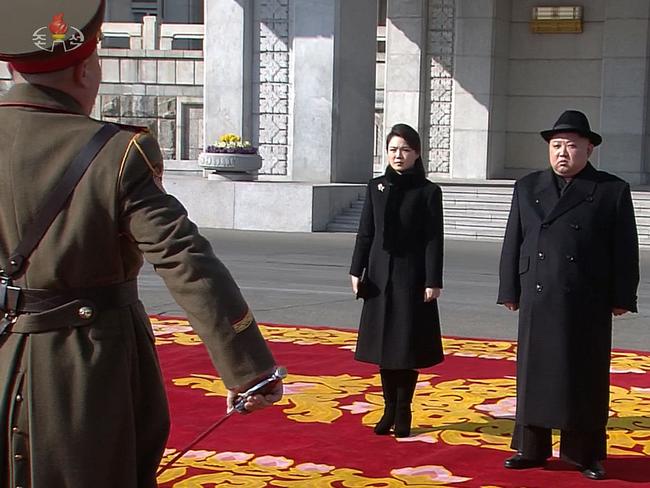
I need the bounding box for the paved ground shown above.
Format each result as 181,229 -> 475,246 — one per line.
141,229 -> 650,352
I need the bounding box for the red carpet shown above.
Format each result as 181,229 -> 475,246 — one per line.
152,316 -> 650,487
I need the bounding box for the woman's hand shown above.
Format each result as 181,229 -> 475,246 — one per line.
424,287 -> 441,302
350,274 -> 360,295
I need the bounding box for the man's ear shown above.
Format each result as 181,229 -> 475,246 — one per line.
72,58 -> 88,86
587,143 -> 594,158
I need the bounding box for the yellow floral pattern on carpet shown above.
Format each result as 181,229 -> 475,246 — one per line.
152,317 -> 650,486
157,450 -> 483,487
152,316 -> 650,372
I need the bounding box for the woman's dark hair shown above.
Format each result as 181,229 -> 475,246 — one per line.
385,123 -> 421,154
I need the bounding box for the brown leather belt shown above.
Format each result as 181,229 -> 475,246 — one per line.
1,280 -> 139,315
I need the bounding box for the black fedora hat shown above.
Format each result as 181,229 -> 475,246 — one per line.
540,110 -> 602,146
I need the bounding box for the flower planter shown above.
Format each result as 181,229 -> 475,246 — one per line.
198,152 -> 262,181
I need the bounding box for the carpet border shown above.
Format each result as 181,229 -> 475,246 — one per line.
148,314 -> 649,355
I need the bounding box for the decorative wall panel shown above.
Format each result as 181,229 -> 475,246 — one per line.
255,0 -> 290,175
427,0 -> 455,173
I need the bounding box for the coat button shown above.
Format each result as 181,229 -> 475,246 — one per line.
535,199 -> 540,204
78,306 -> 94,320
570,223 -> 581,230
14,454 -> 23,461
567,255 -> 576,262
586,195 -> 594,202
536,283 -> 543,292
12,426 -> 19,434
15,394 -> 22,402
537,251 -> 545,260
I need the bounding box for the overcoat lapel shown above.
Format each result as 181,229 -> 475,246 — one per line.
543,163 -> 598,224
532,170 -> 559,221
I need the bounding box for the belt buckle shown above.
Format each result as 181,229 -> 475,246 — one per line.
0,275 -> 20,315
0,313 -> 16,335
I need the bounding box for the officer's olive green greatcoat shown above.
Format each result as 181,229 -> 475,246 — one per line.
0,84 -> 275,487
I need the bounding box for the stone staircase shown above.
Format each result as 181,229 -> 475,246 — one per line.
327,182 -> 650,249
326,195 -> 366,232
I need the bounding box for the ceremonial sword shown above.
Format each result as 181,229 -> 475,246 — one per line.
156,366 -> 287,476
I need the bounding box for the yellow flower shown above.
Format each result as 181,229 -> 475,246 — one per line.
219,133 -> 242,144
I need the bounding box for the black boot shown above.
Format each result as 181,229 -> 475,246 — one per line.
374,369 -> 398,435
394,369 -> 418,438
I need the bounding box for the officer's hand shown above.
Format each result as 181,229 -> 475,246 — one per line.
612,307 -> 629,316
350,274 -> 360,295
503,302 -> 519,311
227,380 -> 284,414
424,287 -> 441,302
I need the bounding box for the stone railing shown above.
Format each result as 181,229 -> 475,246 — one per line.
102,16 -> 204,50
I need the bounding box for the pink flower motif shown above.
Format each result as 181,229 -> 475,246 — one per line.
397,433 -> 438,444
184,450 -> 215,460
392,465 -> 470,483
475,397 -> 516,419
254,455 -> 293,469
340,401 -> 374,414
282,382 -> 315,394
215,452 -> 254,462
296,463 -> 335,473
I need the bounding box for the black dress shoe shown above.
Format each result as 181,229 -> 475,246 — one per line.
579,461 -> 605,480
504,453 -> 547,469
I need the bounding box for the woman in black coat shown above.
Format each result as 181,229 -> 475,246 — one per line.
350,123 -> 444,437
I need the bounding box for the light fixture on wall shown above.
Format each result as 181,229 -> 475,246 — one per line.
531,6 -> 583,33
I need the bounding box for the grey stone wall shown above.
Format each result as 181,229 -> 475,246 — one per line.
0,48 -> 204,161
95,48 -> 203,160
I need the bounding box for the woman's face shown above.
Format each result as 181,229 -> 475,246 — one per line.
387,136 -> 419,173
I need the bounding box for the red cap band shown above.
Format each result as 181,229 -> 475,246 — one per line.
9,36 -> 98,74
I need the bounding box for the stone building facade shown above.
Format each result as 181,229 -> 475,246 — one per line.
0,18 -> 204,163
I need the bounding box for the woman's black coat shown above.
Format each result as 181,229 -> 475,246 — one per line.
498,163 -> 639,431
350,168 -> 444,370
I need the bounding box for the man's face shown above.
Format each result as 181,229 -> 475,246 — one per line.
548,132 -> 593,178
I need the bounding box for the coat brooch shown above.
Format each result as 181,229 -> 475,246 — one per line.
377,183 -> 385,192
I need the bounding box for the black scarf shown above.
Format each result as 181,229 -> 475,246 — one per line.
382,158 -> 427,252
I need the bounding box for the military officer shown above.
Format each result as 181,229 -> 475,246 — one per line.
498,110 -> 640,480
0,1 -> 282,487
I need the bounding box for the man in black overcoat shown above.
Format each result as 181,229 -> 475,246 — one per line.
497,110 -> 639,481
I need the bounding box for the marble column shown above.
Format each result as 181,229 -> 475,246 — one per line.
451,0 -> 510,180
290,0 -> 377,183
598,0 -> 650,185
203,0 -> 376,183
383,0 -> 427,136
203,0 -> 253,147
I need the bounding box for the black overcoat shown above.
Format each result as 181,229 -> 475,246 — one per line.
350,173 -> 444,369
498,163 -> 639,431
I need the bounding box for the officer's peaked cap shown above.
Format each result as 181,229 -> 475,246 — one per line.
0,0 -> 104,73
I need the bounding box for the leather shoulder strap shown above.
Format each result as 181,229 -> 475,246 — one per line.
4,123 -> 120,278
